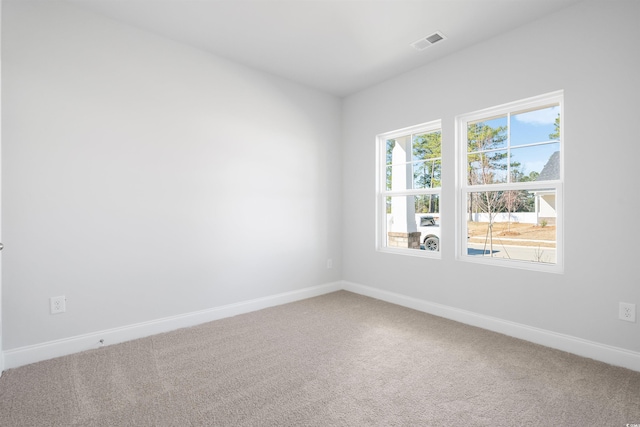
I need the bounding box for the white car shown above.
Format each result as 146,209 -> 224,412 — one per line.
417,215 -> 440,251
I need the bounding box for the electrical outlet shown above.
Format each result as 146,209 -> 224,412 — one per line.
50,296 -> 66,314
326,259 -> 333,269
619,302 -> 636,322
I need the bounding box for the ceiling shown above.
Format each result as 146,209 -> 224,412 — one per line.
65,0 -> 583,97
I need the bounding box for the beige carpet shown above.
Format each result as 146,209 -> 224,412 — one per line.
1,290 -> 639,426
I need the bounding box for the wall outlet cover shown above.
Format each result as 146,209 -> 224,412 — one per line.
619,302 -> 636,322
50,296 -> 66,314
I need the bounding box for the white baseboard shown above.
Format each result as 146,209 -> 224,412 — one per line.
2,281 -> 342,371
4,280 -> 639,373
342,281 -> 640,373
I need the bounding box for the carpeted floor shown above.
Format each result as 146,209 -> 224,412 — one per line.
1,290 -> 639,426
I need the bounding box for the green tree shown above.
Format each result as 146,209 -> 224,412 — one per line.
466,122 -> 507,220
549,114 -> 560,140
384,140 -> 395,213
412,132 -> 441,213
517,171 -> 540,212
385,139 -> 394,192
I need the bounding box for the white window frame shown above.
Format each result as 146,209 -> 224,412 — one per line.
455,91 -> 564,273
376,120 -> 442,258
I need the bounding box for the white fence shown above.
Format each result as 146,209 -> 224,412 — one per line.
411,212 -> 542,224
468,212 -> 539,224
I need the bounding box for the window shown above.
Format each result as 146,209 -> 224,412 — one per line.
456,91 -> 563,272
376,121 -> 442,257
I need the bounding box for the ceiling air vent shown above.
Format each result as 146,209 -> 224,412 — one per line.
411,31 -> 447,51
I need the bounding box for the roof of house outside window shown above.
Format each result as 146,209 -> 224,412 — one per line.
537,151 -> 560,181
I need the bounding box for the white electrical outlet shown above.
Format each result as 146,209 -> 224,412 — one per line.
50,296 -> 66,314
326,259 -> 333,269
619,302 -> 636,322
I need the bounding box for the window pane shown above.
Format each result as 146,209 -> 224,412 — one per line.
413,159 -> 441,189
510,144 -> 560,182
467,150 -> 508,185
511,106 -> 560,146
466,189 -> 556,264
415,193 -> 440,214
467,116 -> 508,153
386,139 -> 395,166
412,131 -> 441,161
386,136 -> 414,191
386,195 -> 441,251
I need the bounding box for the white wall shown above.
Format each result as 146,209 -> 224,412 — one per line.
1,1 -> 342,353
343,0 -> 640,354
0,0 -> 4,374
